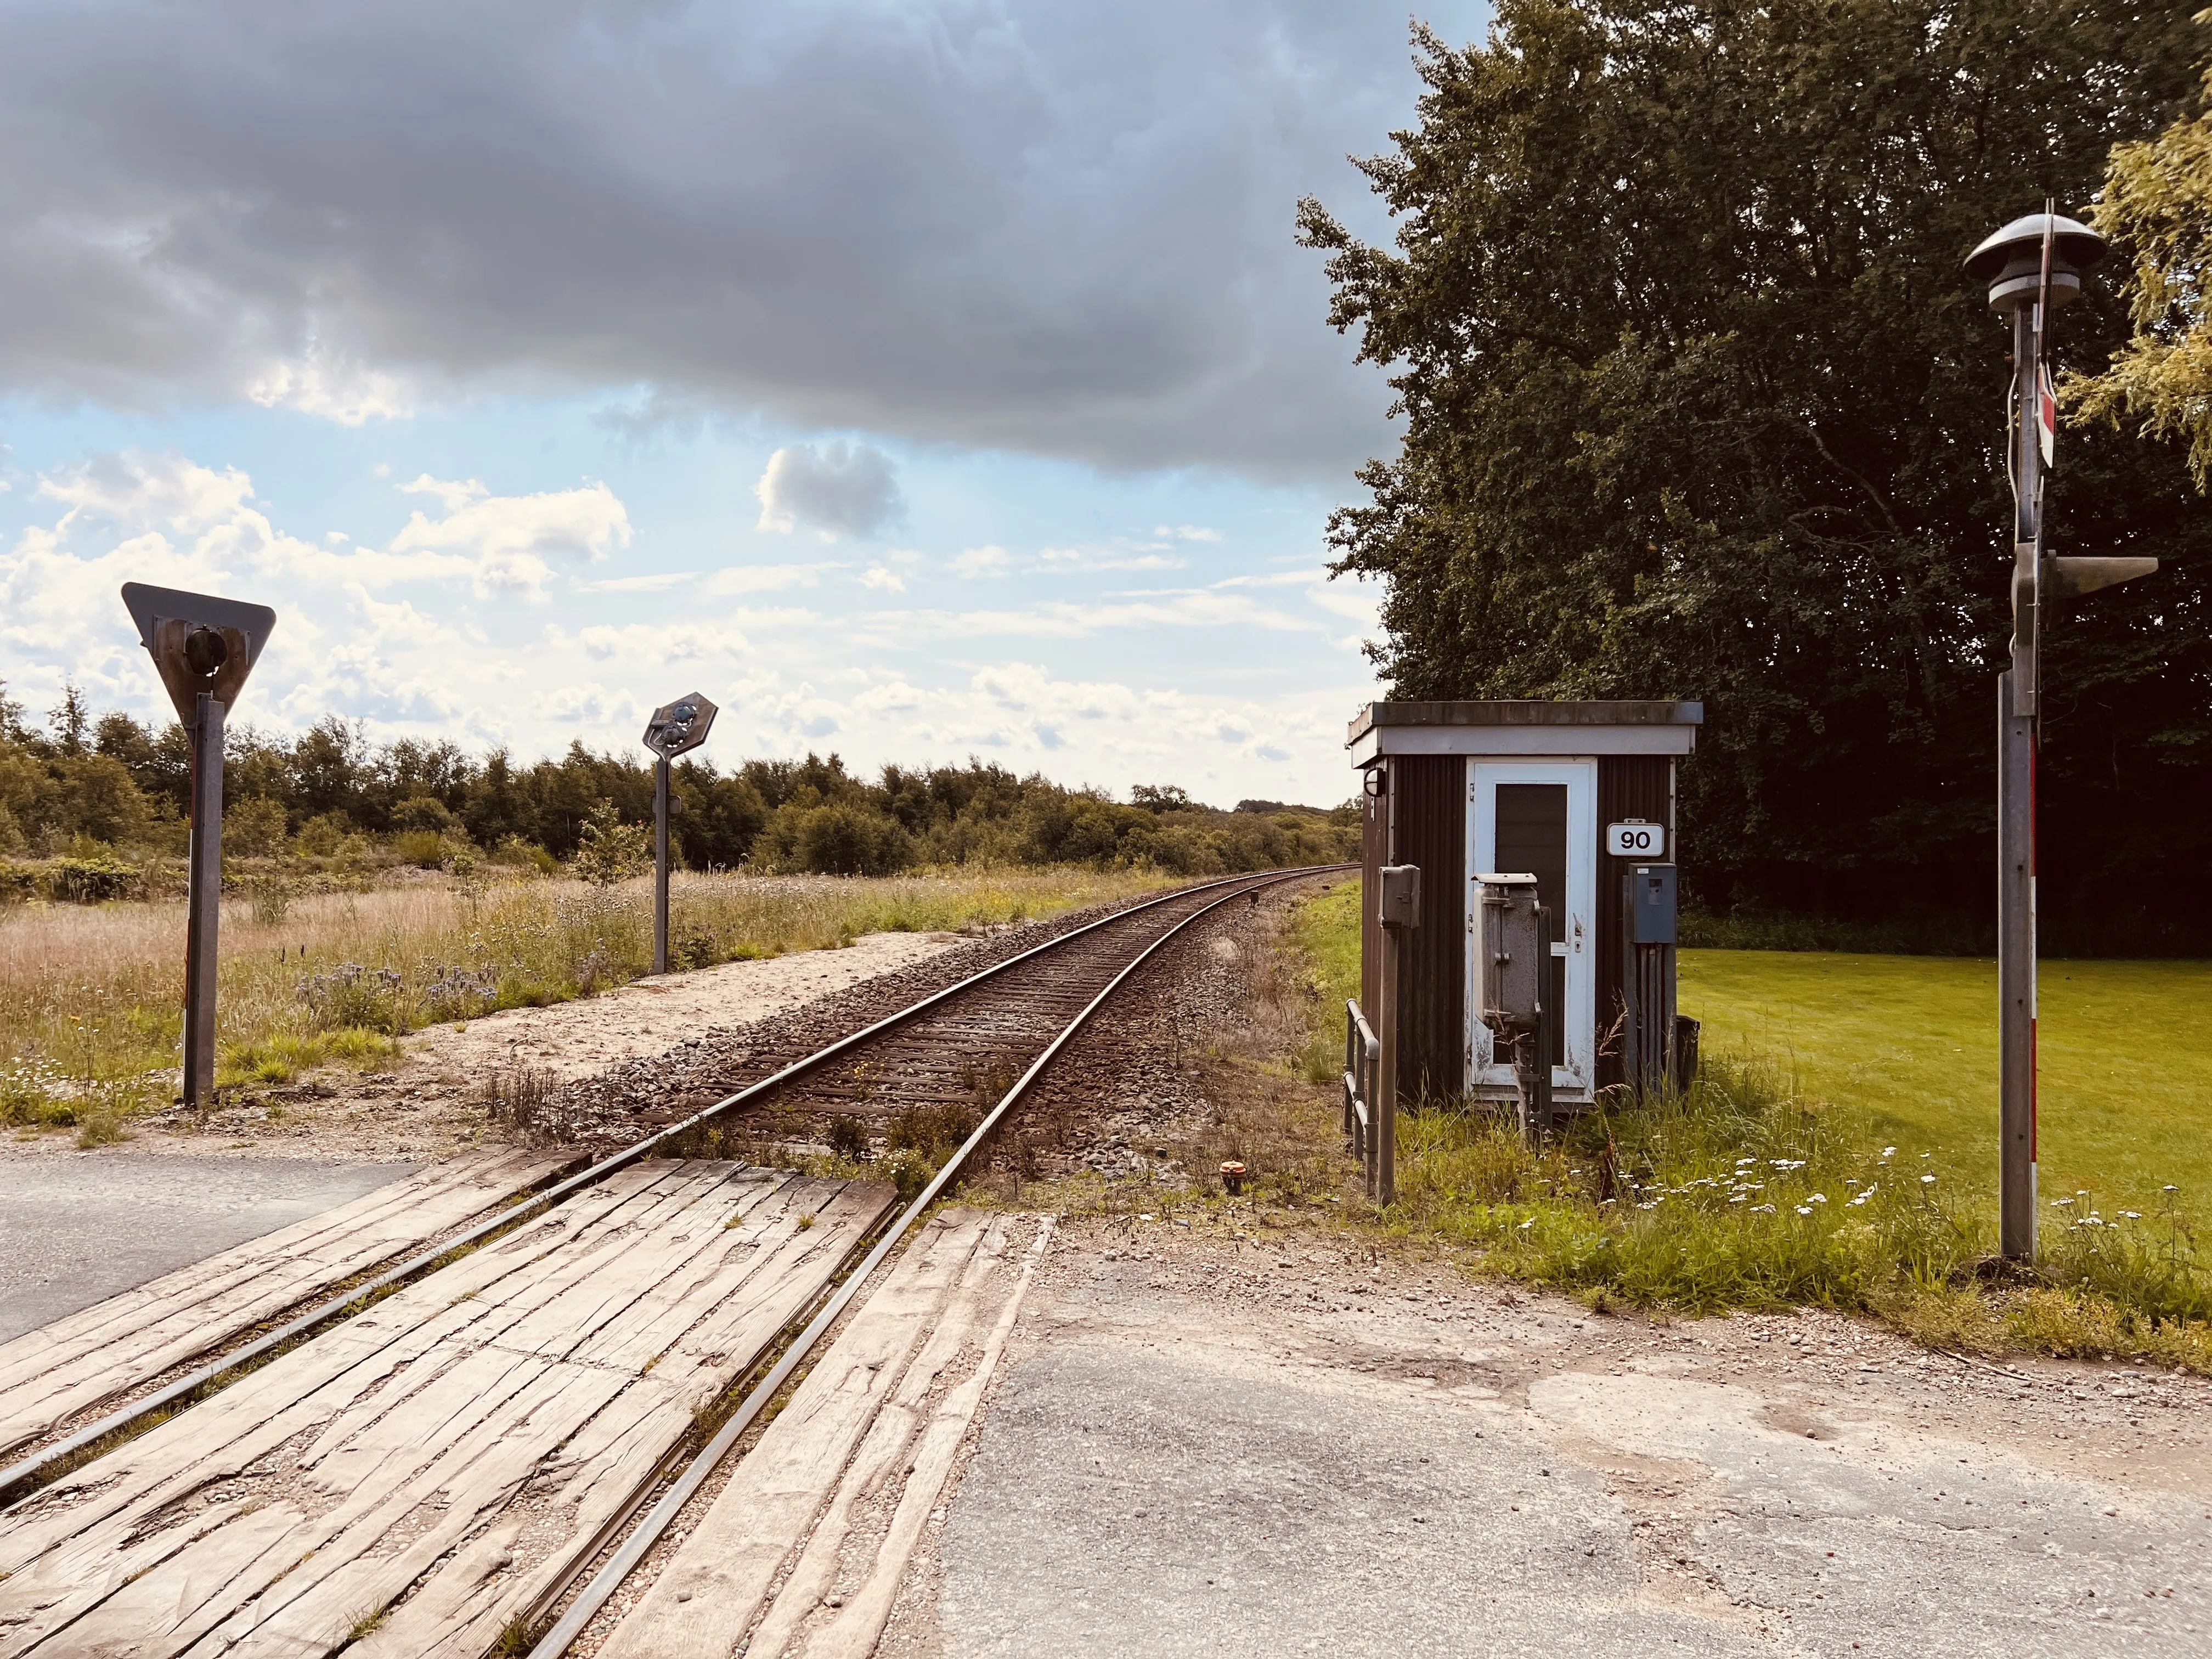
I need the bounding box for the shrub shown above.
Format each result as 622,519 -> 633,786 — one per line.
53,855 -> 142,903
224,796 -> 290,857
294,812 -> 354,857
573,799 -> 649,886
0,861 -> 36,904
297,963 -> 406,1034
394,829 -> 455,868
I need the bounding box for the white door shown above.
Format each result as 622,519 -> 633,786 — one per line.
1465,760 -> 1596,1098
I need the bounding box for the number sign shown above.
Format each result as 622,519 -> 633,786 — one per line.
1606,821 -> 1665,857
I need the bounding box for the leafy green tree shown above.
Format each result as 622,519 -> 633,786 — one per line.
572,798 -> 651,887
2073,18 -> 2212,482
1300,0 -> 2212,945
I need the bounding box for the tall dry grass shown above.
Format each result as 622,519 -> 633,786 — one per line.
0,866 -> 1172,1125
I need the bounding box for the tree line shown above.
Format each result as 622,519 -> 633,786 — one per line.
0,683 -> 1356,883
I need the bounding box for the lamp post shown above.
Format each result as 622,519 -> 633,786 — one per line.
640,693 -> 718,974
1962,208 -> 2154,1260
120,583 -> 276,1111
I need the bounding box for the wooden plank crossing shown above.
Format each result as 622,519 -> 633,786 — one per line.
0,1160 -> 893,1658
599,1208 -> 1049,1659
0,1147 -> 569,1462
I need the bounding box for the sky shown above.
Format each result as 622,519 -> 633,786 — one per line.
0,0 -> 1489,809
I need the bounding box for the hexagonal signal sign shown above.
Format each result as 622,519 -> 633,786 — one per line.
643,692 -> 718,759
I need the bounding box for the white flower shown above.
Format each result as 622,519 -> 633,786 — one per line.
1519,1217 -> 1535,1230
2052,1197 -> 2074,1207
1752,1204 -> 1777,1214
1882,1147 -> 1897,1158
1921,1174 -> 1937,1184
1795,1205 -> 1813,1216
1809,1193 -> 1828,1204
1730,1194 -> 1748,1204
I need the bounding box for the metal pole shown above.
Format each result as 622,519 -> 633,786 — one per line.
1533,902 -> 1554,1138
1375,918 -> 1396,1204
182,691 -> 224,1110
652,755 -> 671,975
1998,672 -> 2038,1257
1997,281 -> 2043,1261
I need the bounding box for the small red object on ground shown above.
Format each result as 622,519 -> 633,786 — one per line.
1220,1160 -> 1247,1195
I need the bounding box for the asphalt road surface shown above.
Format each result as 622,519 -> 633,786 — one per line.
908,1220 -> 2211,1658
0,1151 -> 414,1342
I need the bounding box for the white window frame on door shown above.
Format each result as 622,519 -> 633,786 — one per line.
1464,759 -> 1598,1099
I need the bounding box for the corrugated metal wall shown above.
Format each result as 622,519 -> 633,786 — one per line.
1595,754 -> 1675,1092
1359,757 -> 1466,1104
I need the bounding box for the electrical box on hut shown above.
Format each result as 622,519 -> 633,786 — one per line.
1348,700 -> 1703,1109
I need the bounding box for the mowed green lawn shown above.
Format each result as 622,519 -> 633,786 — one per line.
1681,951 -> 2212,1223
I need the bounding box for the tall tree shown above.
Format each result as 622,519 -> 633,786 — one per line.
1302,0 -> 2212,946
2073,23 -> 2212,482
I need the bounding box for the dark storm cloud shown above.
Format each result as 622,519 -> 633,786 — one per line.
0,1 -> 1476,477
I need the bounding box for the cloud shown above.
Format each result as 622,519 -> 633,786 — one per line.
950,545 -> 1013,578
754,442 -> 903,540
0,0 -> 1463,476
246,342 -> 415,424
859,565 -> 906,592
385,477 -> 631,600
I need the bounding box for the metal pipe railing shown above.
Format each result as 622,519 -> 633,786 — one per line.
1344,997 -> 1380,1187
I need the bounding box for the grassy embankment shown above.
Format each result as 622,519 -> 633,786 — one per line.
0,867 -> 1175,1141
1287,879 -> 2212,1367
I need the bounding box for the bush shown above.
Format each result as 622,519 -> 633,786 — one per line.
297,963 -> 407,1034
490,835 -> 557,874
0,861 -> 35,904
572,799 -> 650,886
755,801 -> 913,876
394,829 -> 456,868
225,796 -> 290,857
294,812 -> 354,857
53,855 -> 142,903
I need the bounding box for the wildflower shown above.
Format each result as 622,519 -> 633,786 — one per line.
1882,1147 -> 1897,1158
1519,1218 -> 1535,1231
1794,1205 -> 1813,1216
1751,1204 -> 1777,1214
1920,1173 -> 1937,1184
1809,1193 -> 1828,1203
1729,1194 -> 1748,1204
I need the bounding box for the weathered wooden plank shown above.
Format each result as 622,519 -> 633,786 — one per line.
744,1217 -> 1028,1659
0,1164 -> 688,1651
366,1179 -> 895,1659
594,1209 -> 1004,1659
0,1147 -> 568,1459
0,1164 -> 666,1590
0,1163 -> 896,1659
794,1222 -> 1049,1659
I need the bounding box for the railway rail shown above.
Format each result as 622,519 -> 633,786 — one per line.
0,862 -> 1347,1658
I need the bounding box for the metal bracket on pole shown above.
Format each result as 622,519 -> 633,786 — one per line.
120,583 -> 276,1111
640,693 -> 719,976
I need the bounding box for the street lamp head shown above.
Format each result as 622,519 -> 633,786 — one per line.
1963,211 -> 2106,312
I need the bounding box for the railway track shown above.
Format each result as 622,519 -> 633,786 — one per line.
0,864 -> 1347,1658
